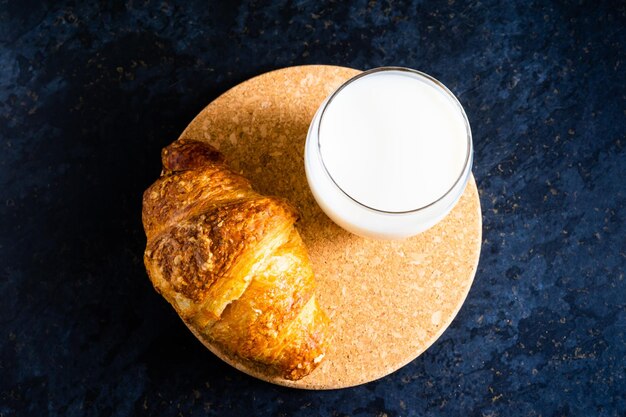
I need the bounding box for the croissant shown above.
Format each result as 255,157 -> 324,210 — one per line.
142,139 -> 330,380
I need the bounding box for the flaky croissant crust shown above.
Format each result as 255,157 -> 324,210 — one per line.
142,139 -> 330,380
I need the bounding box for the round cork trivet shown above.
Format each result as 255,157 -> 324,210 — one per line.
178,65 -> 482,389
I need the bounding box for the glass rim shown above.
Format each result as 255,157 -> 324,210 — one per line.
316,66 -> 473,215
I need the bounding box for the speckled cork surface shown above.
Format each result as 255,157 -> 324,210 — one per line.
178,65 -> 482,389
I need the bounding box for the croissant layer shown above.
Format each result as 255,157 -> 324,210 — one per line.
142,139 -> 330,380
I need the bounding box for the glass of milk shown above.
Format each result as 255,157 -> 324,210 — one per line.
304,67 -> 473,240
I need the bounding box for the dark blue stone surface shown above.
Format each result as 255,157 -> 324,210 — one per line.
1,1 -> 625,416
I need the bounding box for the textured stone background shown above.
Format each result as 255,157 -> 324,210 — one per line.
1,1 -> 625,416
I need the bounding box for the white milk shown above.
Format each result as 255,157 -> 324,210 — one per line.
305,68 -> 472,239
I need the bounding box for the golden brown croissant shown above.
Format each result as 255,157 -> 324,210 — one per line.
142,139 -> 330,380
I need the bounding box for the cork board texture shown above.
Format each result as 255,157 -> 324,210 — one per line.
178,65 -> 482,389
